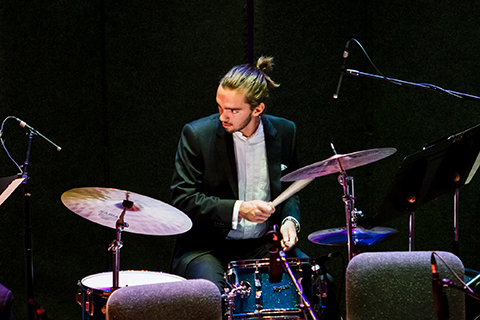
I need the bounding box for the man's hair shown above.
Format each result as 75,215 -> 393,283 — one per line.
219,56 -> 280,109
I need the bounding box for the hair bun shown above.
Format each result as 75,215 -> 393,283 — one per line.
256,56 -> 274,73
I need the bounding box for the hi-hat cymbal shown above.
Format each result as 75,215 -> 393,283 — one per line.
308,226 -> 398,246
61,187 -> 192,236
281,148 -> 397,182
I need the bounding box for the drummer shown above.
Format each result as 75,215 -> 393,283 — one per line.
170,56 -> 308,292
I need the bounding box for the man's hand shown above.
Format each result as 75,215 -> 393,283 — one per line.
280,220 -> 298,251
238,200 -> 275,223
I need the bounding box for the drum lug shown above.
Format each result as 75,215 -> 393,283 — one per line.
86,289 -> 94,316
76,292 -> 82,306
254,268 -> 262,310
255,290 -> 263,310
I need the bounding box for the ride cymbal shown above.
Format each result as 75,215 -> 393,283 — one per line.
61,187 -> 192,236
281,148 -> 397,182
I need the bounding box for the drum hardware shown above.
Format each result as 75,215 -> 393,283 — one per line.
307,174 -> 397,254
224,281 -> 252,320
310,265 -> 325,314
254,268 -> 262,311
267,226 -> 284,284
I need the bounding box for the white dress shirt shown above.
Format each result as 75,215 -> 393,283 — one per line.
226,119 -> 270,240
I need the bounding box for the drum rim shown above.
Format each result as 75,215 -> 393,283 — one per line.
79,270 -> 186,293
232,308 -> 303,319
228,257 -> 310,268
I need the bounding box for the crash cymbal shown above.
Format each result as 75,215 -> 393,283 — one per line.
280,148 -> 397,182
61,187 -> 192,236
308,226 -> 398,246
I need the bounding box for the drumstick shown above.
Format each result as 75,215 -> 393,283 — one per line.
271,178 -> 314,207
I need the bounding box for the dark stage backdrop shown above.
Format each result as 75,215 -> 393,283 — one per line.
1,1 -> 479,319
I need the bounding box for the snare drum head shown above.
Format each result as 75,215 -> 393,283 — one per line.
81,270 -> 185,292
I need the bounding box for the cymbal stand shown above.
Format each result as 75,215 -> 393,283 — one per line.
330,143 -> 361,262
278,250 -> 317,320
108,196 -> 132,291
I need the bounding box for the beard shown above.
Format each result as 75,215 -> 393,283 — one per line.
223,112 -> 253,134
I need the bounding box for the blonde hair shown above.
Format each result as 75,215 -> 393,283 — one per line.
220,56 -> 280,109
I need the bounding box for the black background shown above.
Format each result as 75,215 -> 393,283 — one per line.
1,1 -> 480,319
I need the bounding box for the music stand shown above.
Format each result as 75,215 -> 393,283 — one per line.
374,123 -> 480,251
0,175 -> 25,207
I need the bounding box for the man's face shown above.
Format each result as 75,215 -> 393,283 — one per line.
216,86 -> 263,137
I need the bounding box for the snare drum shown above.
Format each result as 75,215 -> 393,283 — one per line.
77,270 -> 185,320
225,258 -> 313,319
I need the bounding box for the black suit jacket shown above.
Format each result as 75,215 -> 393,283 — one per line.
170,113 -> 301,275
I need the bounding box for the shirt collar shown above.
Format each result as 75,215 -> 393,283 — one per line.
233,118 -> 264,142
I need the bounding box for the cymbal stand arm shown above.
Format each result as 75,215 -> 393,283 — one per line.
279,251 -> 318,320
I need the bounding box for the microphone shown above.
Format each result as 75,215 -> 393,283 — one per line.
431,253 -> 450,320
14,117 -> 62,151
333,41 -> 350,99
269,233 -> 283,283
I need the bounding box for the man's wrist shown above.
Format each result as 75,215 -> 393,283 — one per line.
282,216 -> 300,233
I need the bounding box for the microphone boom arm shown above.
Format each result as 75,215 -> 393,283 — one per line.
346,69 -> 480,101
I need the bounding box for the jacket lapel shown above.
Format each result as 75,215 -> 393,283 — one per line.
215,121 -> 239,198
263,115 -> 282,200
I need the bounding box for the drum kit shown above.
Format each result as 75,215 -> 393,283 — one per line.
61,146 -> 398,320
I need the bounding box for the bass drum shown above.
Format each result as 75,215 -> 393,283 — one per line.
77,270 -> 186,320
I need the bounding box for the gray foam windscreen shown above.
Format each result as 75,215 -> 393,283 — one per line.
106,278 -> 222,320
346,251 -> 465,320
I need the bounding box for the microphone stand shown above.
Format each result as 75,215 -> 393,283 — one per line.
22,131 -> 35,320
16,121 -> 61,320
278,251 -> 318,320
345,69 -> 480,101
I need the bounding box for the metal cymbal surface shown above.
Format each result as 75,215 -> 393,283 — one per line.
61,187 -> 192,236
308,226 -> 398,246
280,148 -> 397,181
